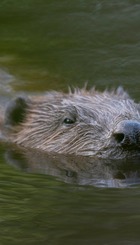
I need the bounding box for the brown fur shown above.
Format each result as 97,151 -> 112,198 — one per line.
1,87 -> 140,159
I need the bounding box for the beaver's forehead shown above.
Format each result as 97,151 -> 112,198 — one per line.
60,95 -> 140,121
31,93 -> 138,118
61,94 -> 126,109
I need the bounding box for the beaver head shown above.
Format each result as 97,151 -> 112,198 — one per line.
3,87 -> 140,159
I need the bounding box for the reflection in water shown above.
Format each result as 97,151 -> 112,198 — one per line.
1,141 -> 140,245
4,144 -> 140,188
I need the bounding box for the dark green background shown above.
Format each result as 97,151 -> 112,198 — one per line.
0,0 -> 140,94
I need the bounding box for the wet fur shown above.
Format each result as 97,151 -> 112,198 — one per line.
2,87 -> 140,159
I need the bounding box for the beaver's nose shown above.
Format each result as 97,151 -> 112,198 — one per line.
113,120 -> 140,147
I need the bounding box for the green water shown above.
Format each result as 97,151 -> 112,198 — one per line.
0,0 -> 140,244
0,0 -> 140,94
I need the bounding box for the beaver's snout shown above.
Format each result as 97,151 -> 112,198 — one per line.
113,120 -> 140,148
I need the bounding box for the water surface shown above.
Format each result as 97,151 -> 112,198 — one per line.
0,1 -> 140,244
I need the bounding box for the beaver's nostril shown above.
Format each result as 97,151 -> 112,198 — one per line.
113,133 -> 125,144
113,120 -> 140,147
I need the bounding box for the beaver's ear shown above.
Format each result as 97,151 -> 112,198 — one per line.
5,96 -> 29,127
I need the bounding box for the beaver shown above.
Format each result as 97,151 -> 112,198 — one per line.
1,86 -> 140,159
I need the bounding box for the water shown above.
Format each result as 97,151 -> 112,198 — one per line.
0,0 -> 140,244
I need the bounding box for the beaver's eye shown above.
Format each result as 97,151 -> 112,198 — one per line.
63,118 -> 76,124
